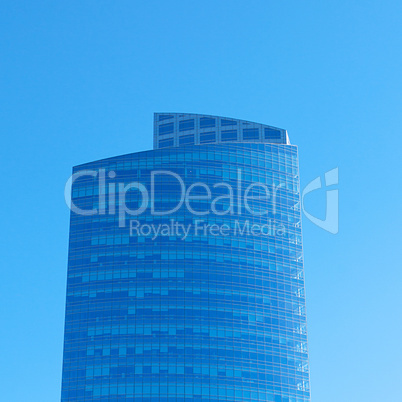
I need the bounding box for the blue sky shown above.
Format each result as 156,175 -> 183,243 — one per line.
1,1 -> 401,401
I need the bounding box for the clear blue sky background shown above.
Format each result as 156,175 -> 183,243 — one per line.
1,1 -> 401,401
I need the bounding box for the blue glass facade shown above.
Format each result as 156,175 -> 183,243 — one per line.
61,114 -> 310,402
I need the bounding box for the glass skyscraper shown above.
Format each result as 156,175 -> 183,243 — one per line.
61,113 -> 310,402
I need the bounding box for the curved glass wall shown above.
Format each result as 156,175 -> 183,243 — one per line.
62,133 -> 310,402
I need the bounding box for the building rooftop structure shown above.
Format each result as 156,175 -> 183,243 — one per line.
154,113 -> 290,149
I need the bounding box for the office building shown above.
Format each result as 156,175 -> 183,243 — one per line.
61,113 -> 310,402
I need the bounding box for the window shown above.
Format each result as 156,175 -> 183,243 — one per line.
158,114 -> 173,121
243,128 -> 259,140
200,132 -> 216,144
200,117 -> 216,129
264,128 -> 282,140
159,138 -> 174,148
179,119 -> 195,132
221,130 -> 238,141
159,123 -> 174,136
221,119 -> 237,127
179,134 -> 194,145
